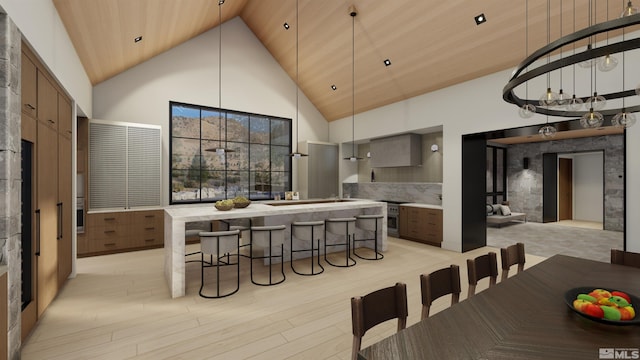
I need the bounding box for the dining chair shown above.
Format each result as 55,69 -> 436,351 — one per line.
419,264 -> 461,319
500,242 -> 525,281
466,252 -> 498,298
351,282 -> 408,360
611,249 -> 640,269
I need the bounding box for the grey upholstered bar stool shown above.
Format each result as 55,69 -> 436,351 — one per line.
291,221 -> 325,276
324,217 -> 357,267
250,224 -> 287,286
198,229 -> 240,298
353,214 -> 384,260
185,224 -> 210,260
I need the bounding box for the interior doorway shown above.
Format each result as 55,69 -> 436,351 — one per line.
556,152 -> 604,230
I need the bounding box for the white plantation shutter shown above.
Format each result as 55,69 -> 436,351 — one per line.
127,126 -> 161,207
89,120 -> 161,210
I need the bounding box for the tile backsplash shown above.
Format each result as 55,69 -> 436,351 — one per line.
343,182 -> 442,205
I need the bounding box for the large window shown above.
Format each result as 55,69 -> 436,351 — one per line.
170,101 -> 291,204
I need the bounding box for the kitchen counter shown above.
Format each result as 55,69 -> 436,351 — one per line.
164,199 -> 387,298
400,203 -> 442,210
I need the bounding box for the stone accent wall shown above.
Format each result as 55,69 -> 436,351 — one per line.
0,13 -> 22,360
506,135 -> 624,231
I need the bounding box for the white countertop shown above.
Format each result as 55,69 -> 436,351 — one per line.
400,203 -> 443,210
164,198 -> 385,221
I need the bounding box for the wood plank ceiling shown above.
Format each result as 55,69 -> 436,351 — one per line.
53,0 -> 634,125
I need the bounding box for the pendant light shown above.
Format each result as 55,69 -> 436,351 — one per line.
519,0 -> 536,118
612,18 -> 637,128
568,0 -> 585,111
621,0 -> 639,16
343,5 -> 362,162
288,0 -> 308,158
598,1 -> 618,72
205,0 -> 234,155
556,0 -> 569,108
539,0 -> 559,107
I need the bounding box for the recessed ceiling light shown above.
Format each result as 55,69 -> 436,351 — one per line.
283,22 -> 290,30
331,85 -> 337,91
383,59 -> 392,66
474,13 -> 487,25
134,36 -> 143,43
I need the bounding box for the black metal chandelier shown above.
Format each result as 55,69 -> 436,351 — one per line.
503,11 -> 640,121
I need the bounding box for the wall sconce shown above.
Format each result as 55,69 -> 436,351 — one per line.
523,157 -> 530,169
430,144 -> 439,152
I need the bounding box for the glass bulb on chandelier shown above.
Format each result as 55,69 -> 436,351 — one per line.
586,92 -> 606,110
579,44 -> 601,68
580,108 -> 604,128
597,54 -> 618,72
556,89 -> 569,107
612,109 -> 637,128
539,87 -> 559,106
621,1 -> 639,17
519,103 -> 536,118
539,124 -> 557,139
567,94 -> 584,111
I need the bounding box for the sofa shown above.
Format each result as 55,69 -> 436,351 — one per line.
486,203 -> 526,227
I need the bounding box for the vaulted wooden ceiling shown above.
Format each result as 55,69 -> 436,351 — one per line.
53,0 -> 634,122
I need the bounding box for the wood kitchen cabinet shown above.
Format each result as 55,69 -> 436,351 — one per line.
21,43 -> 74,337
399,205 -> 442,246
81,210 -> 164,256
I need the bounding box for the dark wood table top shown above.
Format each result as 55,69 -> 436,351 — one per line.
359,255 -> 640,359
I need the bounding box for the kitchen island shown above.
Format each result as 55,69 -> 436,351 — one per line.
164,199 -> 386,298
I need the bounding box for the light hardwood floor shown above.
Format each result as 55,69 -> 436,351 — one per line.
21,238 -> 544,360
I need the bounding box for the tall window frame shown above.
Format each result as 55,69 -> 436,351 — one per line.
486,145 -> 507,205
170,101 -> 292,204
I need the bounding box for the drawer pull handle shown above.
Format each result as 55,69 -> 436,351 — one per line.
145,215 -> 155,218
144,239 -> 155,242
48,119 -> 55,124
26,103 -> 36,110
104,243 -> 116,246
104,230 -> 116,234
145,227 -> 155,230
104,217 -> 116,221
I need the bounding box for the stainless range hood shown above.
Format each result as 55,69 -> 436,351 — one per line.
370,133 -> 422,167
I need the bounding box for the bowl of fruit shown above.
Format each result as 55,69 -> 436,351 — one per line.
565,287 -> 638,325
232,196 -> 251,208
214,199 -> 235,211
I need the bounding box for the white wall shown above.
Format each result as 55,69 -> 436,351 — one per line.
572,153 -> 604,222
0,0 -> 92,116
329,39 -> 640,253
93,17 -> 329,206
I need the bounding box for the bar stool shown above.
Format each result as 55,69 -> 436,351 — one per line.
291,221 -> 325,276
324,217 -> 357,268
198,229 -> 240,299
250,225 -> 287,286
185,228 -> 208,260
353,214 -> 384,260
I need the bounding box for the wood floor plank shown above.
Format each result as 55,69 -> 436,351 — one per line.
21,237 -> 547,359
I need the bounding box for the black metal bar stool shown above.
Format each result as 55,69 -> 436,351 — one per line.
291,221 -> 325,276
324,217 -> 357,267
198,229 -> 240,299
353,214 -> 384,260
250,224 -> 287,286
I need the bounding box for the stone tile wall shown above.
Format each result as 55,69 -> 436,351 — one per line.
343,182 -> 442,205
0,13 -> 22,360
505,135 -> 624,231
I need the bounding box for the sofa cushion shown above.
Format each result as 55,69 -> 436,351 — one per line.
501,205 -> 512,216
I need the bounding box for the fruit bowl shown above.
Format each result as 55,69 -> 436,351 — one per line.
214,200 -> 234,211
232,196 -> 251,208
564,287 -> 640,325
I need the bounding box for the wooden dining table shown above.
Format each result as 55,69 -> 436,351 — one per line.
359,254 -> 640,360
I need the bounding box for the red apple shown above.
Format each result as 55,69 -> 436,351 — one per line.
584,303 -> 605,318
589,289 -> 612,301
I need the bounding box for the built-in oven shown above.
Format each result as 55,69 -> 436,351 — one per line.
379,200 -> 405,237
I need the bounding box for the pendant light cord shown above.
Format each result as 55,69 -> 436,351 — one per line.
218,1 -> 223,149
295,0 -> 300,153
351,8 -> 356,158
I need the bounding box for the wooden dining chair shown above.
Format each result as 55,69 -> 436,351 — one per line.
611,249 -> 640,269
467,252 -> 498,298
351,282 -> 408,360
500,242 -> 525,281
419,264 -> 461,319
